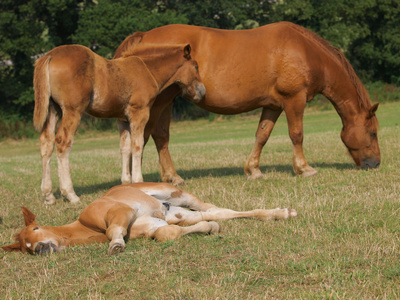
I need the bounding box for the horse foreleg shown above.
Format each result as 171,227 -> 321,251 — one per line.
55,109 -> 82,203
284,94 -> 317,177
245,108 -> 282,180
104,204 -> 137,255
151,101 -> 184,186
128,106 -> 151,183
117,120 -> 132,184
39,102 -> 59,205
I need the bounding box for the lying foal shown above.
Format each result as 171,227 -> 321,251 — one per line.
2,183 -> 297,255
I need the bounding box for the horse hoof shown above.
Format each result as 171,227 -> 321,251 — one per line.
246,170 -> 264,180
288,208 -> 297,218
68,194 -> 80,204
108,243 -> 125,255
171,176 -> 185,186
299,167 -> 318,177
209,221 -> 221,234
43,194 -> 56,205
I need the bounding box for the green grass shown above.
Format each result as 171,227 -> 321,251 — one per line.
0,102 -> 399,299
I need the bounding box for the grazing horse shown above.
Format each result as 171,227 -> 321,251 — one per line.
114,21 -> 380,185
2,183 -> 297,255
33,44 -> 205,204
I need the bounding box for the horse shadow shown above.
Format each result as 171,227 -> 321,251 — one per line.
67,161 -> 354,199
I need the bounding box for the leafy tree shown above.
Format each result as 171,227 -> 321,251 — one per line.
73,0 -> 188,58
0,0 -> 84,118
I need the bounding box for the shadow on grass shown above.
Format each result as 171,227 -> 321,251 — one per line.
66,162 -> 354,199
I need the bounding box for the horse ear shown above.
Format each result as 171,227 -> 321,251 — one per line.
183,44 -> 191,59
368,103 -> 379,119
21,207 -> 36,226
2,242 -> 22,252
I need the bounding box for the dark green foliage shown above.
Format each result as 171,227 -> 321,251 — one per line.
0,0 -> 400,138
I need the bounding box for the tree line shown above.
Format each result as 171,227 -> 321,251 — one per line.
0,0 -> 399,131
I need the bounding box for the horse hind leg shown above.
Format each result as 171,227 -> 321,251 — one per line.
39,102 -> 59,205
55,109 -> 83,203
105,204 -> 137,255
245,108 -> 282,180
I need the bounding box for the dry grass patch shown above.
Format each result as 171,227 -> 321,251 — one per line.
0,103 -> 399,298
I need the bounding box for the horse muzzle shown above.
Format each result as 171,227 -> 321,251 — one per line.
34,242 -> 58,255
361,158 -> 380,169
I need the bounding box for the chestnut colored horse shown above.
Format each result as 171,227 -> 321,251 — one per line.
33,44 -> 205,204
114,21 -> 380,185
2,183 -> 297,255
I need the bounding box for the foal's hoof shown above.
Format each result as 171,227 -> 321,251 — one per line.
64,193 -> 80,204
209,221 -> 221,234
108,242 -> 125,255
43,194 -> 56,205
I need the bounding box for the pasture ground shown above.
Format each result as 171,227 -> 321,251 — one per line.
0,102 -> 399,299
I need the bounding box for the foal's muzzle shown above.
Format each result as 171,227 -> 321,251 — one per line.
34,242 -> 58,255
193,83 -> 206,102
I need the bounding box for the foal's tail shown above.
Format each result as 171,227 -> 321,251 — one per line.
33,55 -> 52,132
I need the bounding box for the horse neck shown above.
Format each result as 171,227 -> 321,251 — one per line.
140,52 -> 184,92
43,221 -> 108,247
320,57 -> 371,127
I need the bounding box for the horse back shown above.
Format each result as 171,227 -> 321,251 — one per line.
120,23 -> 327,112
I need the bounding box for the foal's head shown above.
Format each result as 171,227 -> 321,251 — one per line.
2,207 -> 63,255
174,44 -> 206,103
340,103 -> 380,169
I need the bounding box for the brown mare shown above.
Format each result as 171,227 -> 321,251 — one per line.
114,21 -> 380,185
2,183 -> 297,255
33,44 -> 205,204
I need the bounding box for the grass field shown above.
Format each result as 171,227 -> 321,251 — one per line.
0,102 -> 399,299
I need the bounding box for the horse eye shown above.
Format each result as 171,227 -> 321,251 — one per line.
33,227 -> 39,231
370,132 -> 377,138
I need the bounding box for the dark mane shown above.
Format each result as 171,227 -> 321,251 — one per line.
283,22 -> 372,111
113,32 -> 144,59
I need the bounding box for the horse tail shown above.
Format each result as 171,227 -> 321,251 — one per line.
33,55 -> 52,132
113,31 -> 144,59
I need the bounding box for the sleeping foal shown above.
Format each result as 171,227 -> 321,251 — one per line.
2,183 -> 297,255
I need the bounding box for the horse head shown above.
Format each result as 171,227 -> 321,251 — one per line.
2,207 -> 63,255
341,103 -> 380,169
174,44 -> 206,103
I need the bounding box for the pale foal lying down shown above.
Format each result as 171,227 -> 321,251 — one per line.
2,183 -> 297,255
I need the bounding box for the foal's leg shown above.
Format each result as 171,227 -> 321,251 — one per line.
165,206 -> 297,226
245,108 -> 282,180
128,108 -> 150,183
55,109 -> 82,203
39,102 -> 59,205
152,222 -> 221,242
132,182 -> 216,211
105,204 -> 137,255
117,120 -> 132,184
284,93 -> 317,177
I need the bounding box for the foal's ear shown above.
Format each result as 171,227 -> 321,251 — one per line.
183,44 -> 192,59
21,206 -> 36,226
2,242 -> 22,252
368,103 -> 379,119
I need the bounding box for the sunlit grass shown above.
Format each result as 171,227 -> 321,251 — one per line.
0,103 -> 399,298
